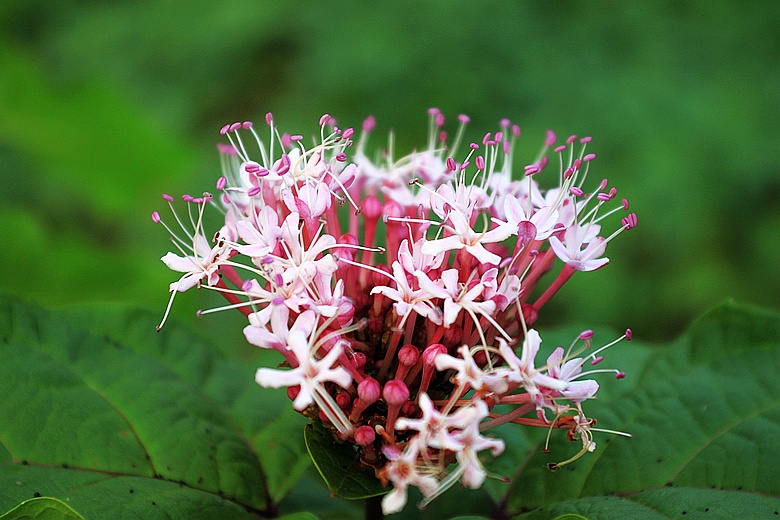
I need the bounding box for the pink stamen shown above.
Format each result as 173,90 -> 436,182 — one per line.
545,130 -> 556,147
362,115 -> 376,133
583,153 -> 596,162
162,194 -> 174,202
446,157 -> 457,172
622,213 -> 638,229
151,211 -> 160,223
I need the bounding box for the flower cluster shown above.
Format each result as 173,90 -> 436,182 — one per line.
154,110 -> 636,514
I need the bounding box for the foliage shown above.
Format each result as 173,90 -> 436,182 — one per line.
1,297 -> 779,518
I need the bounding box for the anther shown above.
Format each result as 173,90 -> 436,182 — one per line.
545,130 -> 556,147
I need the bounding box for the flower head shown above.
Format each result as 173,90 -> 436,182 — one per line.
155,111 -> 636,514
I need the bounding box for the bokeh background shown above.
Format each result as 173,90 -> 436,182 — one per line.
1,0 -> 778,347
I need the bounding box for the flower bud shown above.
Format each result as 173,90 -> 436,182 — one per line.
383,380 -> 409,406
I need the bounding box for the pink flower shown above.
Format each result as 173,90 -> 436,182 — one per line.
157,111 -> 636,513
549,224 -> 609,271
435,345 -> 509,395
421,210 -> 513,265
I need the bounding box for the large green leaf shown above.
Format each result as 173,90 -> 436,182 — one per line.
515,488 -> 780,519
0,497 -> 84,520
0,296 -> 310,518
499,302 -> 780,516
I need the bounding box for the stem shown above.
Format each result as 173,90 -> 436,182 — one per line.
532,264 -> 576,312
215,279 -> 252,317
365,495 -> 384,520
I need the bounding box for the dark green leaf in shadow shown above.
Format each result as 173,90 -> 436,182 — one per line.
0,497 -> 84,520
304,423 -> 386,500
277,513 -> 321,520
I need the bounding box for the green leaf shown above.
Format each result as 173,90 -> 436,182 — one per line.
0,296 -> 309,517
0,497 -> 84,520
515,488 -> 780,519
303,422 -> 387,500
277,513 -> 320,520
58,303 -> 311,504
502,302 -> 780,515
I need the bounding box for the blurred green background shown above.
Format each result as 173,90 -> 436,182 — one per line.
1,0 -> 778,345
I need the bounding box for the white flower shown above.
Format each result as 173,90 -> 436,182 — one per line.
421,210 -> 513,265
255,329 -> 352,412
435,345 -> 509,395
549,224 -> 609,271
